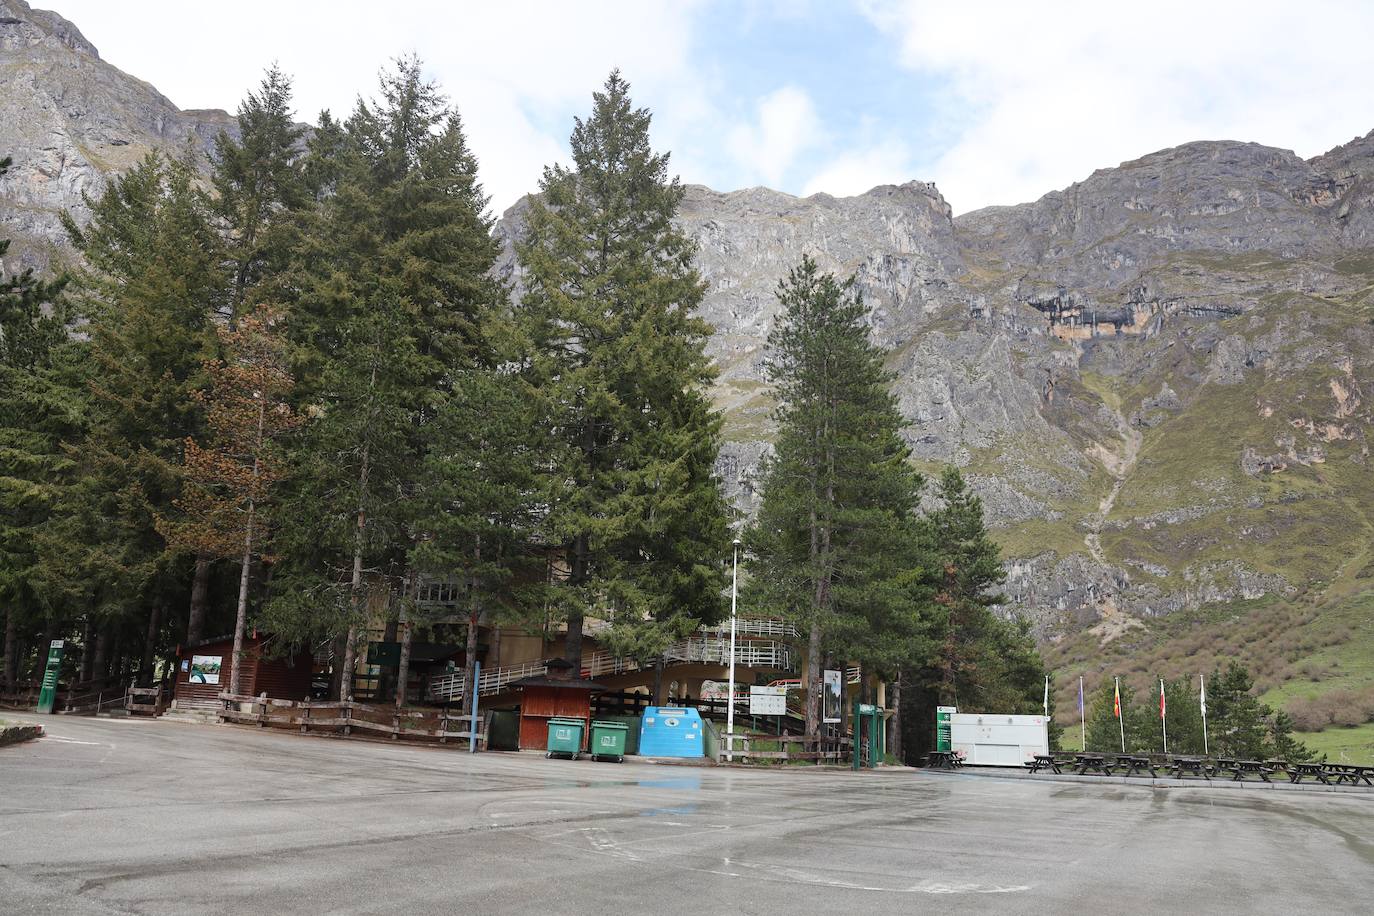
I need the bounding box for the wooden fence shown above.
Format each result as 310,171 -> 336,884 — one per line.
718,732 -> 853,764
217,693 -> 488,748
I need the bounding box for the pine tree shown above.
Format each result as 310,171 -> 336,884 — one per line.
266,57 -> 503,702
157,307 -> 300,695
922,467 -> 1009,705
1207,662 -> 1272,759
211,65 -> 307,312
0,154 -> 75,692
59,150 -> 226,677
747,256 -> 925,736
515,71 -> 729,676
410,369 -> 542,707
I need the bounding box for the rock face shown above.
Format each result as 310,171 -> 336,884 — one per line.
6,0 -> 1374,643
0,0 -> 234,272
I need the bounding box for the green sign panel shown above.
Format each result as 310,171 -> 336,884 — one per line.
366,641 -> 401,667
936,705 -> 955,752
37,639 -> 65,714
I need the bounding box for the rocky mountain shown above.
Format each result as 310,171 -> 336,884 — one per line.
0,0 -> 234,272
6,1 -> 1374,652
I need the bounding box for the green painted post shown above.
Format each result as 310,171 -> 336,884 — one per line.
36,639 -> 65,714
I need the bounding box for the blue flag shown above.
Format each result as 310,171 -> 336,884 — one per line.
1078,678 -> 1084,714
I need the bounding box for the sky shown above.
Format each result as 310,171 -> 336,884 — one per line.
51,0 -> 1374,217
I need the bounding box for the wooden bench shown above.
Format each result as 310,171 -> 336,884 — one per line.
1287,762 -> 1331,785
1170,756 -> 1210,779
925,750 -> 961,769
1216,759 -> 1274,782
1074,753 -> 1113,776
1026,754 -> 1061,774
1321,764 -> 1373,787
1117,754 -> 1157,777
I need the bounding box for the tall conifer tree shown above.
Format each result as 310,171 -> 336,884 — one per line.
747,256 -> 925,736
515,71 -> 728,674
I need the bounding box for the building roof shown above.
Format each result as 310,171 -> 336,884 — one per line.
508,675 -> 609,692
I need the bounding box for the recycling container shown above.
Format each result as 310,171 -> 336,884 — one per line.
546,717 -> 585,759
589,720 -> 629,762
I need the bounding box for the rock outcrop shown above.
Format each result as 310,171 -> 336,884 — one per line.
0,0 -> 234,272
5,0 -> 1374,643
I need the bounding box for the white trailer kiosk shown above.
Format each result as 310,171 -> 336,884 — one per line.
949,713 -> 1049,766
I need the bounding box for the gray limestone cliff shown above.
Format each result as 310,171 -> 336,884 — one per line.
6,1 -> 1374,644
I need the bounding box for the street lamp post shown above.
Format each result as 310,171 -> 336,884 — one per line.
726,538 -> 740,763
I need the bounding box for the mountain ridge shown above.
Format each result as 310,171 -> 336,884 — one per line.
5,2 -> 1374,666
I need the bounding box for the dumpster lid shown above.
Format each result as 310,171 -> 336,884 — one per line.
591,720 -> 629,729
548,716 -> 588,725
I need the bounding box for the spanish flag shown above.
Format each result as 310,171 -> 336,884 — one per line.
1113,678 -> 1121,719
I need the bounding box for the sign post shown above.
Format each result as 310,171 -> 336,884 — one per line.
936,705 -> 955,752
37,639 -> 65,714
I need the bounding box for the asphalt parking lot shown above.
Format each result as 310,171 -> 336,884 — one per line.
2,713 -> 1372,914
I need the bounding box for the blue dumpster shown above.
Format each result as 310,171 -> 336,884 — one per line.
638,706 -> 704,758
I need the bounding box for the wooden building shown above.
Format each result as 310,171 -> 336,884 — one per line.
512,660 -> 607,751
173,634 -> 314,711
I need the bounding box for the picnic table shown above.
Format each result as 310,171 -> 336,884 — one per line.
1026,753 -> 1061,774
1321,764 -> 1374,786
925,750 -> 962,769
1215,759 -> 1274,782
1074,753 -> 1114,776
1288,762 -> 1330,785
1116,754 -> 1158,777
1170,756 -> 1210,779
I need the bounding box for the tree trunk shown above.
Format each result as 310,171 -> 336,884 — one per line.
339,626 -> 357,703
341,437 -> 370,703
890,671 -> 904,763
328,633 -> 345,699
186,554 -> 212,647
805,618 -> 822,738
3,607 -> 17,693
394,575 -> 415,710
79,615 -> 94,683
91,627 -> 110,686
489,620 -> 502,672
462,538 -> 482,709
140,601 -> 162,687
652,657 -> 665,706
565,533 -> 586,669
377,616 -> 398,701
230,399 -> 266,698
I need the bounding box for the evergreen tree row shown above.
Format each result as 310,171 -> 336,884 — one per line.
5,60 -> 1073,764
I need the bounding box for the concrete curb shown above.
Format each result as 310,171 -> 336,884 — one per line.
0,722 -> 44,747
921,765 -> 1374,797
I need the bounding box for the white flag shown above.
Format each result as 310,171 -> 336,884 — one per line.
1199,675 -> 1207,717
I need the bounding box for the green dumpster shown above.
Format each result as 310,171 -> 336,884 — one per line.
589,720 -> 628,763
546,717 -> 585,760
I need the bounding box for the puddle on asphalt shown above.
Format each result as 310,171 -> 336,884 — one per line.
637,776 -> 703,792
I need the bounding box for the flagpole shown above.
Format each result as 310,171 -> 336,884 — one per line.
1200,673 -> 1209,757
1115,677 -> 1125,753
1160,677 -> 1168,755
1078,676 -> 1085,750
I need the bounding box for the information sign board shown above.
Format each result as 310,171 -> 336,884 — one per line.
822,669 -> 843,723
749,685 -> 787,716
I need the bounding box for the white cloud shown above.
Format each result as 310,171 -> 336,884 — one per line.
862,0 -> 1374,212
726,85 -> 823,186
801,139 -> 913,197
54,0 -> 707,214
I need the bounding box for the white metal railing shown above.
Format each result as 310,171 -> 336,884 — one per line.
700,617 -> 800,639
425,635 -> 796,703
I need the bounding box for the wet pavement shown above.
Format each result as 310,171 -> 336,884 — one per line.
2,713 -> 1372,914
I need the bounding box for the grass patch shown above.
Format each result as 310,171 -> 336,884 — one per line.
1293,723 -> 1374,765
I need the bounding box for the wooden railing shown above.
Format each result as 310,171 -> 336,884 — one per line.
217,693 -> 487,748
718,732 -> 853,764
